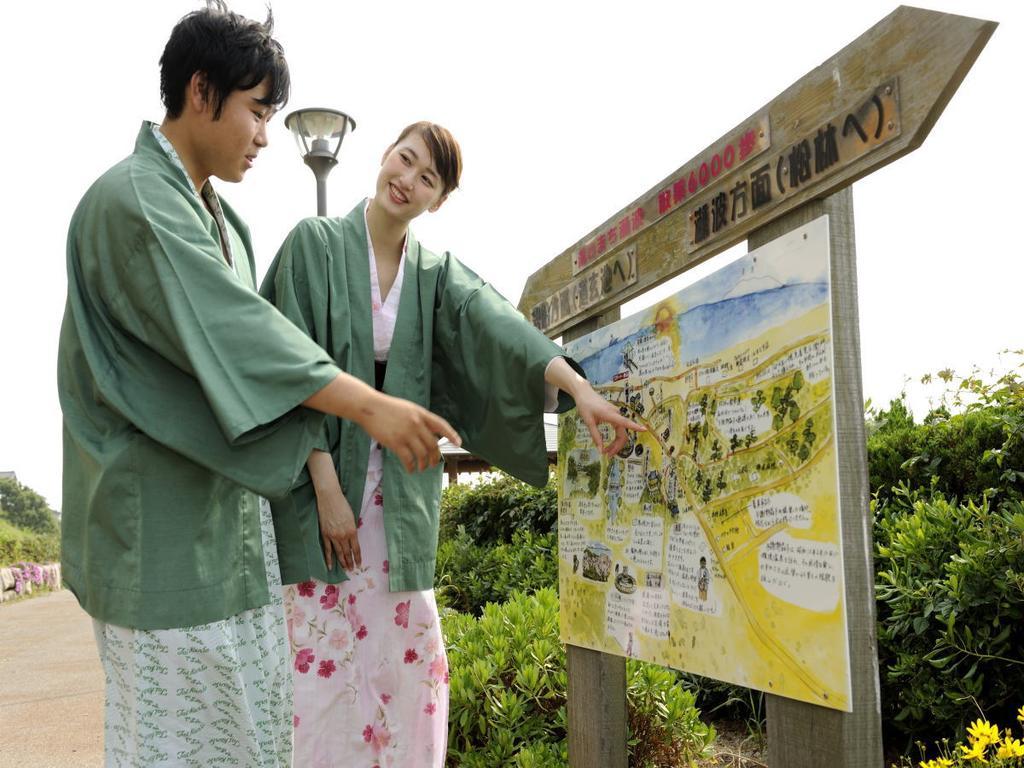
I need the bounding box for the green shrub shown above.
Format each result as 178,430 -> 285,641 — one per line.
435,528 -> 557,616
674,671 -> 765,734
443,588 -> 715,767
874,486 -> 1024,742
440,472 -> 558,546
867,363 -> 1024,511
0,518 -> 60,567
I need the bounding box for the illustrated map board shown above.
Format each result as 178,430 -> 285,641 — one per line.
558,215 -> 851,710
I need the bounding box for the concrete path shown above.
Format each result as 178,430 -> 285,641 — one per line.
0,589 -> 104,767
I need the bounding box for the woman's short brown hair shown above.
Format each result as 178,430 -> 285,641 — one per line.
393,121 -> 462,197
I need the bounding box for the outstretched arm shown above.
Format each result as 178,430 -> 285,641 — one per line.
544,357 -> 644,455
303,373 -> 460,473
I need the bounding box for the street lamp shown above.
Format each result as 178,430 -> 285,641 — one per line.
284,108 -> 356,216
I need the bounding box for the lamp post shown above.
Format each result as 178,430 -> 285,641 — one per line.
284,108 -> 356,216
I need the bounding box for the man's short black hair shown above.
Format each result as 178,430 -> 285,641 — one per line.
160,0 -> 290,120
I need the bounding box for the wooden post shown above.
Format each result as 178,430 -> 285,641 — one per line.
564,309 -> 628,768
749,188 -> 883,767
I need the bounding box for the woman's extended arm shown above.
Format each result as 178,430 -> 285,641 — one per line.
544,357 -> 644,455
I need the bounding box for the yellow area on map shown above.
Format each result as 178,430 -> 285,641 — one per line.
559,218 -> 851,711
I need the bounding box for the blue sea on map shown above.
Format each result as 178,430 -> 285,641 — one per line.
567,253 -> 829,381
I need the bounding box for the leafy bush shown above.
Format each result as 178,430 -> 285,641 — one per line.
435,528 -> 557,616
0,518 -> 60,567
439,472 -> 557,547
868,363 -> 1023,511
674,671 -> 765,734
874,486 -> 1024,742
443,588 -> 715,767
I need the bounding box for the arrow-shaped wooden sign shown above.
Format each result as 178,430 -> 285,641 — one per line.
518,6 -> 996,338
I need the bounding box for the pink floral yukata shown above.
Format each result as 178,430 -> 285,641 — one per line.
282,219 -> 449,768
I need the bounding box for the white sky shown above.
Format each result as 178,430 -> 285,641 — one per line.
2,1 -> 1020,509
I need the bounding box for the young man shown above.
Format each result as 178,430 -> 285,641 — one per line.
57,3 -> 458,765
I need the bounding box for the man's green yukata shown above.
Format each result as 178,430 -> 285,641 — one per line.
57,123 -> 342,767
261,201 -> 583,589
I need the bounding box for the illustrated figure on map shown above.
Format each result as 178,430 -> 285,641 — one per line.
606,457 -> 623,522
663,446 -> 680,517
698,556 -> 711,602
261,121 -> 643,766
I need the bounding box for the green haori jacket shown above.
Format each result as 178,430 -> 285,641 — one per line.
261,202 -> 581,590
58,123 -> 342,630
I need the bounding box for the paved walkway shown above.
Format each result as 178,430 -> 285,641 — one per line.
0,589 -> 104,767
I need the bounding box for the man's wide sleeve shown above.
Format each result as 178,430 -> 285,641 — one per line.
72,197 -> 340,498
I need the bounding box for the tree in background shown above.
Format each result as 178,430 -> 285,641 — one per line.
0,477 -> 58,535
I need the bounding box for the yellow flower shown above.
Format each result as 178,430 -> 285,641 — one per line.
960,739 -> 989,763
919,759 -> 954,768
1017,705 -> 1024,725
967,718 -> 1000,747
996,736 -> 1024,759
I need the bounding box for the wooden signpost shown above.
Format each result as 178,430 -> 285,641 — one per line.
518,7 -> 996,767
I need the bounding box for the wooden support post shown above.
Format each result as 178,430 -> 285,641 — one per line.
564,308 -> 628,768
750,188 -> 883,768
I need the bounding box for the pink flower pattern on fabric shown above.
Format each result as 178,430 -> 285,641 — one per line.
319,584 -> 339,610
283,477 -> 448,767
395,600 -> 410,629
283,258 -> 446,766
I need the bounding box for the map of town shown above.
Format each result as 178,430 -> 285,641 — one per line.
558,216 -> 851,710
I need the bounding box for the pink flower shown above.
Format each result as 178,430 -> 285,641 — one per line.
403,648 -> 419,664
320,584 -> 339,610
328,629 -> 349,650
380,693 -> 392,704
394,600 -> 411,629
348,593 -> 357,605
363,724 -> 374,743
429,655 -> 448,681
356,625 -> 368,640
294,648 -> 315,674
425,637 -> 438,655
293,715 -> 300,728
317,659 -> 337,678
382,559 -> 389,573
374,492 -> 384,507
424,702 -> 437,715
297,580 -> 316,598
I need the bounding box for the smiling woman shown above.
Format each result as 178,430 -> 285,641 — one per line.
260,120 -> 642,767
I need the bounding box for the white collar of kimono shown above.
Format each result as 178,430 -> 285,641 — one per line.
150,123 -> 203,198
149,123 -> 237,273
362,198 -> 407,312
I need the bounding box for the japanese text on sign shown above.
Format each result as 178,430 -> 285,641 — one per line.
530,246 -> 638,333
571,115 -> 771,276
687,80 -> 900,248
